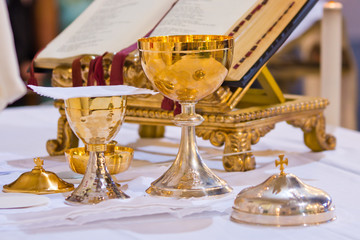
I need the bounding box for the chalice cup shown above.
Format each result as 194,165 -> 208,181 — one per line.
138,35 -> 233,197
64,96 -> 129,204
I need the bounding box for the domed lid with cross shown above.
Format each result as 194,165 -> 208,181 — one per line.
231,154 -> 336,226
3,158 -> 74,194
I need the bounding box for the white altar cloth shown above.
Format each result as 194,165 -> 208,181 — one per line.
0,105 -> 359,240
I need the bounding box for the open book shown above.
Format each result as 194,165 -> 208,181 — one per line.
34,0 -> 317,87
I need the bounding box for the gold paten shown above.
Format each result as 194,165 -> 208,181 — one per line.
3,158 -> 74,194
65,141 -> 134,175
138,35 -> 233,197
231,155 -> 336,226
64,96 -> 129,204
47,49 -> 336,172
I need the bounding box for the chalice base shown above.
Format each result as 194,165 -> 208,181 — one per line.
146,170 -> 232,198
66,151 -> 129,205
146,123 -> 232,198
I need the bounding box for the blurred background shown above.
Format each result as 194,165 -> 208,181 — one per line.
6,0 -> 93,106
5,0 -> 360,130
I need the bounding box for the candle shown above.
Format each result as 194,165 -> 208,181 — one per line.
320,1 -> 343,127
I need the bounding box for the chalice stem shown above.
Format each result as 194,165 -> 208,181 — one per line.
146,102 -> 232,197
66,145 -> 129,204
176,102 -> 205,171
176,123 -> 210,179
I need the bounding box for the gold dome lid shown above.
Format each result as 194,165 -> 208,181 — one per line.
3,158 -> 74,194
231,155 -> 335,226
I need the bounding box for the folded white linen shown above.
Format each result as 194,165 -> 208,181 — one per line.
2,176 -> 235,229
28,85 -> 157,100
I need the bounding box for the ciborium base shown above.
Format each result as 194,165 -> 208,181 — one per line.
66,148 -> 129,205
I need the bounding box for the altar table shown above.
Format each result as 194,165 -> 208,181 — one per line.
0,105 -> 359,240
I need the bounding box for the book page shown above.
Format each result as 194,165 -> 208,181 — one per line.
37,0 -> 177,60
150,0 -> 257,36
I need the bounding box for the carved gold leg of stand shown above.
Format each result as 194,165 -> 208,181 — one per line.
138,125 -> 165,138
46,99 -> 79,156
287,112 -> 336,151
197,123 -> 278,171
198,129 -> 256,171
222,131 -> 256,171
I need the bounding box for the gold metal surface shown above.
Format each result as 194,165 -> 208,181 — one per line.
48,95 -> 335,173
48,49 -> 336,173
138,125 -> 165,138
138,35 -> 233,102
231,155 -> 336,226
275,154 -> 288,176
3,158 -> 74,194
65,142 -> 133,175
138,35 -> 233,197
46,99 -> 79,156
64,96 -> 129,204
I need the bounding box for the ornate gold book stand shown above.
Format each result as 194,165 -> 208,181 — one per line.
48,52 -> 336,171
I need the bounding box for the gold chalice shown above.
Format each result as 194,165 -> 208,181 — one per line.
64,96 -> 129,204
138,35 -> 233,197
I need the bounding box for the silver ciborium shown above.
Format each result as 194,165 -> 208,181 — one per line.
138,35 -> 233,197
64,96 -> 129,204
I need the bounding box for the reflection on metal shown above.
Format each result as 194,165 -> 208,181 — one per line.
48,50 -> 336,172
231,155 -> 336,226
138,35 -> 233,197
3,158 -> 74,194
64,96 -> 129,204
65,141 -> 133,175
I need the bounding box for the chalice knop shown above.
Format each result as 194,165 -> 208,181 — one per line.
64,96 -> 129,204
138,35 -> 233,197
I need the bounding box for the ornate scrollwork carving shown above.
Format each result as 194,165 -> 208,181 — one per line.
52,65 -> 72,87
196,128 -> 226,147
49,52 -> 336,173
250,123 -> 275,144
196,123 -> 276,171
46,100 -> 79,156
196,128 -> 254,171
287,113 -> 336,151
123,51 -> 154,89
222,130 -> 255,172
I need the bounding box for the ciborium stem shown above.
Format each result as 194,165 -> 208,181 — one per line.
146,102 -> 232,197
66,144 -> 129,204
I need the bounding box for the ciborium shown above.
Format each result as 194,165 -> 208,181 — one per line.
138,35 -> 233,197
64,96 -> 129,204
231,155 -> 336,226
